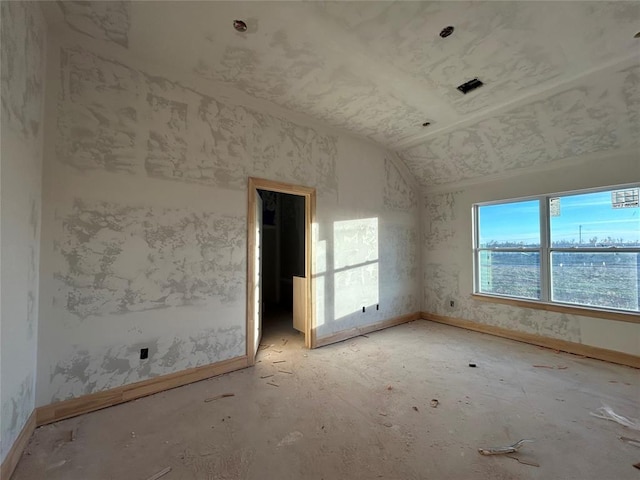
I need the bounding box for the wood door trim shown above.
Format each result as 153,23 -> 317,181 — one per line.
247,178 -> 316,365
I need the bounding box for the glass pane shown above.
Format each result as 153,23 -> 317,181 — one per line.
478,251 -> 540,299
551,252 -> 639,312
550,188 -> 640,247
478,200 -> 540,247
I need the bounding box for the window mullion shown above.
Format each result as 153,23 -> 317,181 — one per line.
540,196 -> 550,302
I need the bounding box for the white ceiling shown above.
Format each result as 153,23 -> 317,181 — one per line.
44,1 -> 640,188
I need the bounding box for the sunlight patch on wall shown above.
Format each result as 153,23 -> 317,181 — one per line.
313,223 -> 326,327
333,218 -> 379,319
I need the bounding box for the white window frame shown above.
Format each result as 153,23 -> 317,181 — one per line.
473,183 -> 640,314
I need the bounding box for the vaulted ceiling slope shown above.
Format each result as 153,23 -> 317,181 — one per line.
44,1 -> 640,188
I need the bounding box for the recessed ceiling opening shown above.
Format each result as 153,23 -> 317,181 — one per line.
233,19 -> 247,32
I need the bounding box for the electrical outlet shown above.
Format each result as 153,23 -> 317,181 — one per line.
140,348 -> 149,360
449,300 -> 455,308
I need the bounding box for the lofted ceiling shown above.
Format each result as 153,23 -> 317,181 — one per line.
43,1 -> 640,188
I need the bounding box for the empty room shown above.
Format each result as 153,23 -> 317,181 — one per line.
1,1 -> 639,479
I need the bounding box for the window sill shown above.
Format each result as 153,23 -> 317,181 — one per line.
471,294 -> 640,324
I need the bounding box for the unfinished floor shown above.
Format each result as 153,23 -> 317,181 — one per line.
13,321 -> 640,480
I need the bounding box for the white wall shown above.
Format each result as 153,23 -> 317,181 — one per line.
0,1 -> 46,463
422,150 -> 640,356
36,30 -> 419,406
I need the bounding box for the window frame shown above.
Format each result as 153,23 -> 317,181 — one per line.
472,183 -> 640,316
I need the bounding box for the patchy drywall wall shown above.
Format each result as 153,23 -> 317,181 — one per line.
36,31 -> 419,406
0,0 -> 45,464
401,64 -> 640,187
422,151 -> 640,356
57,0 -> 130,49
55,46 -> 338,191
55,200 -> 244,318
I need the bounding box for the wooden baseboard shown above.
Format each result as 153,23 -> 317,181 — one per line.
422,312 -> 640,369
36,355 -> 249,426
472,294 -> 639,324
1,410 -> 36,480
314,311 -> 420,348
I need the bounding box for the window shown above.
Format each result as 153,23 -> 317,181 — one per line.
474,185 -> 640,313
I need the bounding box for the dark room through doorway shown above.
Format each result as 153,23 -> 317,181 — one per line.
258,189 -> 306,346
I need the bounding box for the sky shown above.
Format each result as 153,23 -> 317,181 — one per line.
478,188 -> 640,246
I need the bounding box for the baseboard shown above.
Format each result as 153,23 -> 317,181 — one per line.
422,312 -> 640,369
36,355 -> 249,426
0,409 -> 36,480
315,311 -> 420,348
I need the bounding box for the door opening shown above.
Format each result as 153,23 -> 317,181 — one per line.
259,190 -> 305,344
246,178 -> 315,365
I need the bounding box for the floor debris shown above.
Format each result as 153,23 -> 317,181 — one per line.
145,466 -> 172,480
478,439 -> 534,456
413,406 -> 419,412
468,363 -> 477,368
533,365 -> 567,369
46,459 -> 67,471
273,360 -> 286,364
620,436 -> 640,447
260,374 -> 274,379
634,462 -> 640,470
204,393 -> 235,403
267,381 -> 279,387
590,404 -> 640,430
278,370 -> 293,374
277,431 -> 303,446
430,399 -> 439,408
506,455 -> 540,467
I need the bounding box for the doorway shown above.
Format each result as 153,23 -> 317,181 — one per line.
246,178 -> 315,365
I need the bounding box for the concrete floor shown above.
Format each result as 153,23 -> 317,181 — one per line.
13,319 -> 640,480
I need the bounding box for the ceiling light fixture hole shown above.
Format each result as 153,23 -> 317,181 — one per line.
233,20 -> 248,33
439,26 -> 454,38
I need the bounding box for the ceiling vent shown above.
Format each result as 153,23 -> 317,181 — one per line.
457,78 -> 484,95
